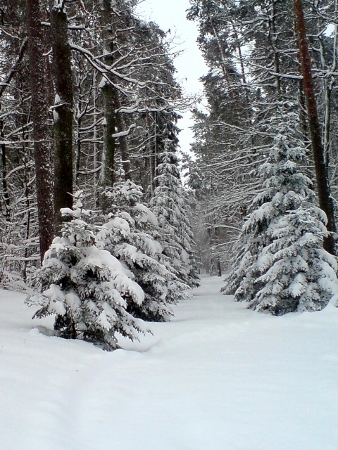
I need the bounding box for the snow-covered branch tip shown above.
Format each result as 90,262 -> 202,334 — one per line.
53,0 -> 65,11
112,124 -> 136,138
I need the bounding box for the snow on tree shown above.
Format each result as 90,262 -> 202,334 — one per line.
150,140 -> 200,288
223,109 -> 338,314
26,193 -> 145,350
97,180 -> 189,322
250,206 -> 338,314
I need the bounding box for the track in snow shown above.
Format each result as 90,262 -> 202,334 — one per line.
1,276 -> 338,450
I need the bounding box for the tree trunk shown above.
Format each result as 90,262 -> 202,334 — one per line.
101,83 -> 116,188
0,119 -> 10,220
293,0 -> 336,255
26,0 -> 54,262
115,94 -> 131,181
99,0 -> 116,196
49,0 -> 74,230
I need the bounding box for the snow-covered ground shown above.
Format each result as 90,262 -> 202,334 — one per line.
1,276 -> 338,450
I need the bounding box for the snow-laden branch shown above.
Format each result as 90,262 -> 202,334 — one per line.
112,123 -> 136,138
0,38 -> 28,99
70,43 -> 146,89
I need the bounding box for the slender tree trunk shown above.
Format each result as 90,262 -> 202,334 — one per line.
92,70 -> 99,206
293,0 -> 336,255
298,80 -> 309,142
0,119 -> 10,220
75,115 -> 81,188
323,81 -> 333,168
269,1 -> 281,96
99,1 -> 134,187
322,0 -> 337,168
49,0 -> 74,230
115,94 -> 131,180
99,0 -> 116,196
101,83 -> 116,188
23,138 -> 31,282
217,258 -> 222,277
26,0 -> 54,262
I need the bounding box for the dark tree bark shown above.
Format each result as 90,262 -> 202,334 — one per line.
49,0 -> 74,230
0,119 -> 10,220
294,0 -> 336,255
115,94 -> 131,181
99,0 -> 116,193
101,82 -> 116,188
26,0 -> 54,261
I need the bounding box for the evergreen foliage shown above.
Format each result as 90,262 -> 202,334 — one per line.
250,206 -> 338,314
4,0 -> 338,336
27,194 -> 145,350
223,109 -> 338,314
187,0 -> 338,271
98,180 -> 189,322
150,140 -> 200,288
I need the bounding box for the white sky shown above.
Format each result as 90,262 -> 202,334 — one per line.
135,0 -> 208,153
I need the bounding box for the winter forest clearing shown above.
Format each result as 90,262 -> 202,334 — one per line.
2,275 -> 338,450
2,1 -> 338,447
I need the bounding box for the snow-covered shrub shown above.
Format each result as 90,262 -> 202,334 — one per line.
27,193 -> 145,350
223,109 -> 338,314
97,180 -> 189,322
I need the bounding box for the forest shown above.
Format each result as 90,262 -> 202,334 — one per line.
1,0 -> 338,350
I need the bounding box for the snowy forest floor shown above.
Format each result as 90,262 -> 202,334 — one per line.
1,276 -> 338,450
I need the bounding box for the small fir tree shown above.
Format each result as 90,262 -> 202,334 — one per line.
223,109 -> 338,314
98,180 -> 189,322
27,193 -> 145,350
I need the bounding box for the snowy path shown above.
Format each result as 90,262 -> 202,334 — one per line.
1,276 -> 338,449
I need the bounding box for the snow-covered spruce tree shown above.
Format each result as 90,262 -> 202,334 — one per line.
150,140 -> 200,288
98,180 -> 189,322
250,206 -> 338,314
27,193 -> 145,350
223,110 -> 338,314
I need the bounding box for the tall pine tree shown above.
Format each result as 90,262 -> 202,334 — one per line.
150,139 -> 199,288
